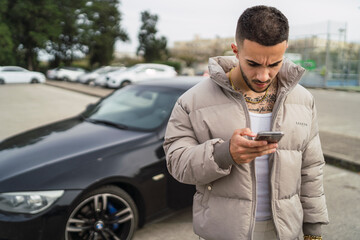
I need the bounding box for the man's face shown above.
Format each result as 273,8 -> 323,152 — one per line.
232,39 -> 288,93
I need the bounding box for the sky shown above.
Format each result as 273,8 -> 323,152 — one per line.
115,0 -> 360,53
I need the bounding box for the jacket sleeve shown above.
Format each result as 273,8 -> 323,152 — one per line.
301,98 -> 329,236
163,100 -> 232,185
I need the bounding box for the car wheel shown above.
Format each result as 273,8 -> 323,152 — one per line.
30,78 -> 39,84
65,186 -> 138,240
63,77 -> 70,82
120,80 -> 131,88
0,79 -> 4,84
88,80 -> 95,86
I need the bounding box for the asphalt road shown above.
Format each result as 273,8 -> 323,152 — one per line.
308,88 -> 360,139
0,83 -> 359,239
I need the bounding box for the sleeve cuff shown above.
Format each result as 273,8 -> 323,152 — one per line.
213,140 -> 235,169
303,223 -> 322,236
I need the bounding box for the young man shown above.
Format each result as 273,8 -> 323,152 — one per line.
164,5 -> 329,240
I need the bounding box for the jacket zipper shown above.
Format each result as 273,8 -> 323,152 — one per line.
233,92 -> 257,240
269,89 -> 287,239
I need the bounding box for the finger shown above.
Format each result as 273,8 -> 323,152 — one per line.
245,148 -> 277,159
241,138 -> 268,148
238,128 -> 256,138
236,148 -> 277,163
246,143 -> 278,153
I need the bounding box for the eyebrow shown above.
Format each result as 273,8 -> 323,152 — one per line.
246,59 -> 283,67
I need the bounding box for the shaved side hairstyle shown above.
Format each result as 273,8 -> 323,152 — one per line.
236,5 -> 289,46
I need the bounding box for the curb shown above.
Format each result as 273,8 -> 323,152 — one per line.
304,86 -> 360,93
44,81 -> 112,98
324,154 -> 360,173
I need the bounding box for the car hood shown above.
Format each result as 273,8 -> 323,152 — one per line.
0,117 -> 155,185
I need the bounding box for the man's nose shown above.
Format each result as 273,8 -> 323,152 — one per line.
256,68 -> 270,82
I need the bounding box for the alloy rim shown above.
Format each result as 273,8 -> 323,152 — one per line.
65,193 -> 135,240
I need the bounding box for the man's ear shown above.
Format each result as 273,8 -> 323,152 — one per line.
231,43 -> 239,59
231,43 -> 238,54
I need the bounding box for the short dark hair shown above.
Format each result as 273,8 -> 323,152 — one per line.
235,5 -> 289,46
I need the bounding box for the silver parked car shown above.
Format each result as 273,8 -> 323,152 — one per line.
56,67 -> 86,82
78,66 -> 125,84
106,64 -> 177,88
0,66 -> 46,84
46,67 -> 61,80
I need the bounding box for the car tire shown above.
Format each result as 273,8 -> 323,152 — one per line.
0,79 -> 4,84
120,80 -> 131,88
30,78 -> 39,84
64,185 -> 138,240
88,80 -> 95,86
63,77 -> 70,82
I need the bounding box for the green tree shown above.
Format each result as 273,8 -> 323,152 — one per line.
5,0 -> 61,70
46,0 -> 88,67
137,11 -> 168,62
0,0 -> 15,65
82,0 -> 129,67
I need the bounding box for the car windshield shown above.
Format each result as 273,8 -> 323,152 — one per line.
82,85 -> 182,131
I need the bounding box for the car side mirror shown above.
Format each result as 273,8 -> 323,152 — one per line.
86,103 -> 96,111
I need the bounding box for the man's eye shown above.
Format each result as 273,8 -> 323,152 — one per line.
248,63 -> 259,67
269,63 -> 279,68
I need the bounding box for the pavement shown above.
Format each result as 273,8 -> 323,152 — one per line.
320,132 -> 360,172
45,80 -> 360,173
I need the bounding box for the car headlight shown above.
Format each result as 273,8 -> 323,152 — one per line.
0,190 -> 64,214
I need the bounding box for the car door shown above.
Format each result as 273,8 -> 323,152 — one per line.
2,67 -> 29,83
157,126 -> 195,210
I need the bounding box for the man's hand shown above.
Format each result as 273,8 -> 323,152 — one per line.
229,128 -> 278,164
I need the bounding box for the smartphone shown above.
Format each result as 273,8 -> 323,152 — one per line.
254,131 -> 284,143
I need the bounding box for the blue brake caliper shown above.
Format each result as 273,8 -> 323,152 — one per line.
107,202 -> 119,230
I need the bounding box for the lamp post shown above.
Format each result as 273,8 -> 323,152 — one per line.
358,48 -> 360,86
324,21 -> 331,87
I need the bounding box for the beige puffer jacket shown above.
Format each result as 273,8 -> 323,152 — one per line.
164,56 -> 329,240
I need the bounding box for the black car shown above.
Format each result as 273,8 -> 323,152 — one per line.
0,77 -> 204,240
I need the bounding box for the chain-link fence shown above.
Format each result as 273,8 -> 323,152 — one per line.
287,21 -> 360,87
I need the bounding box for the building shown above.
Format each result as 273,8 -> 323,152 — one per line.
170,35 -> 234,65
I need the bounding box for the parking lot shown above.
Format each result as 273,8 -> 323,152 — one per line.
1,83 -> 359,239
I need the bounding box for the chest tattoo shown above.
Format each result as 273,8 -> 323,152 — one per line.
245,81 -> 278,114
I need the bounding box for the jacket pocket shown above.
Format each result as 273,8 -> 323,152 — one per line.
276,194 -> 303,239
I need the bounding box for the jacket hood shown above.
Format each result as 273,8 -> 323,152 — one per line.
208,56 -> 306,93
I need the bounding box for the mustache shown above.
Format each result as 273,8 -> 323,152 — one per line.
252,79 -> 271,84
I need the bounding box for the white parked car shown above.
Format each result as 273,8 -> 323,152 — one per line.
106,63 -> 177,88
0,66 -> 46,84
46,67 -> 61,80
56,67 -> 86,82
94,67 -> 127,87
78,66 -> 125,84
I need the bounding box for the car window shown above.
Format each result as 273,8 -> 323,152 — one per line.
1,67 -> 26,72
125,65 -> 140,72
84,85 -> 182,130
152,67 -> 165,72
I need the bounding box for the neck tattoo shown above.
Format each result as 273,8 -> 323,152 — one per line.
228,67 -> 269,104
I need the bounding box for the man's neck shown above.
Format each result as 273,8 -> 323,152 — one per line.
227,67 -> 278,114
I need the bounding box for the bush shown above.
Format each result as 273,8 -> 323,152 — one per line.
154,60 -> 182,72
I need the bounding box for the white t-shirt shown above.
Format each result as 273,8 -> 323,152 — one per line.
249,112 -> 272,221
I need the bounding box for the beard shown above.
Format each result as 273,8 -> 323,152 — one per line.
239,64 -> 271,93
